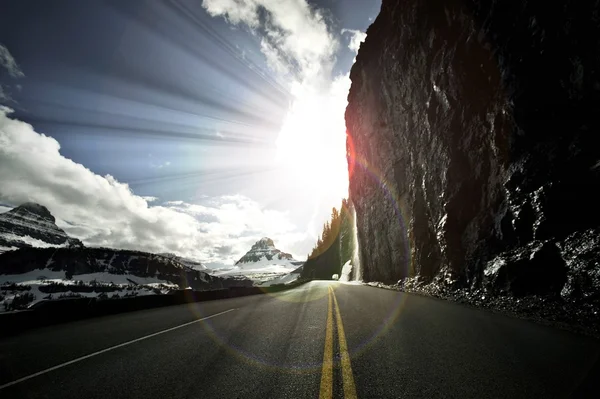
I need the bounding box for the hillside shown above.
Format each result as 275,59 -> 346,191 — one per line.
0,202 -> 82,253
0,203 -> 250,311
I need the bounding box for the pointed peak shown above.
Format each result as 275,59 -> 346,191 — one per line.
235,237 -> 294,265
253,237 -> 275,248
8,202 -> 55,222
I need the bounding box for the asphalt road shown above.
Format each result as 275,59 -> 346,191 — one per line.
1,281 -> 599,398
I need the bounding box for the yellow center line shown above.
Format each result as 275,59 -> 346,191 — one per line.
319,285 -> 334,399
331,285 -> 358,399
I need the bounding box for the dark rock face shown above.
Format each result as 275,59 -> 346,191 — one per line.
558,228 -> 600,302
158,252 -> 206,271
235,237 -> 294,264
483,241 -> 566,297
0,247 -> 251,290
0,203 -> 83,249
346,0 -> 600,301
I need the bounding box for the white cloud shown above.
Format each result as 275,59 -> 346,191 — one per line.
141,196 -> 159,203
341,29 -> 367,53
0,44 -> 24,104
0,107 -> 301,266
0,44 -> 24,78
202,0 -> 338,82
202,0 -> 261,28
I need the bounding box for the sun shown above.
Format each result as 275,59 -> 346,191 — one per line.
275,81 -> 349,201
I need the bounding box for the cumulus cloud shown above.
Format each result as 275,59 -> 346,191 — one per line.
202,0 -> 338,82
0,107 -> 301,266
342,29 -> 367,53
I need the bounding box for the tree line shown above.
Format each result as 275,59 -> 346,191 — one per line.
308,198 -> 356,267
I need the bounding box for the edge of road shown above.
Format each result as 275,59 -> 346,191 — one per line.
0,278 -> 313,337
0,308 -> 237,391
359,281 -> 600,339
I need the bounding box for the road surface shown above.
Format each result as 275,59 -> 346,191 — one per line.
0,281 -> 599,398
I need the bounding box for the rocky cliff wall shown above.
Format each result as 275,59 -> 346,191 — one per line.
346,0 -> 600,301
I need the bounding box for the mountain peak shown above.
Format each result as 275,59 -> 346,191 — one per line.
0,202 -> 82,250
236,237 -> 294,265
253,237 -> 275,249
10,202 -> 55,223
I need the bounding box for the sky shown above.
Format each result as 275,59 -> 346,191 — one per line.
0,0 -> 381,268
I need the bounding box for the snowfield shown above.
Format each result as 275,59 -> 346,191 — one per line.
211,263 -> 297,277
257,272 -> 301,287
0,245 -> 19,254
0,269 -> 180,286
210,259 -> 300,286
0,268 -> 178,313
0,233 -> 67,249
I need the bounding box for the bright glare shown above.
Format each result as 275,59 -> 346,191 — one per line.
276,77 -> 350,203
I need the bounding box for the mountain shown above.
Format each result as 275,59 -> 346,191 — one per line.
157,253 -> 206,271
0,203 -> 251,311
0,246 -> 234,289
212,238 -> 300,285
235,237 -> 294,265
0,202 -> 82,252
0,246 -> 252,311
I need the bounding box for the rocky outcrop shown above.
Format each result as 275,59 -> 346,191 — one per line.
158,253 -> 206,271
235,237 -> 294,264
0,203 -> 83,250
346,0 -> 600,305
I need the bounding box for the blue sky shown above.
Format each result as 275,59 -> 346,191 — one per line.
0,0 -> 381,267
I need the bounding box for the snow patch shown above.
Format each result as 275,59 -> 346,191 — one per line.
258,273 -> 301,286
0,233 -> 67,248
0,245 -> 18,253
0,268 -> 178,313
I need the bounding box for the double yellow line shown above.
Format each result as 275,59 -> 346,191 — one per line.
319,285 -> 358,399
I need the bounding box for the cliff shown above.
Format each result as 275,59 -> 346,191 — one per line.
346,0 -> 600,304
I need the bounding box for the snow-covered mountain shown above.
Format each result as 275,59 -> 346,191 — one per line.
235,237 -> 294,266
0,246 -> 252,311
0,202 -> 82,253
212,238 -> 303,285
0,246 -> 225,288
157,253 -> 206,271
0,203 -> 251,311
